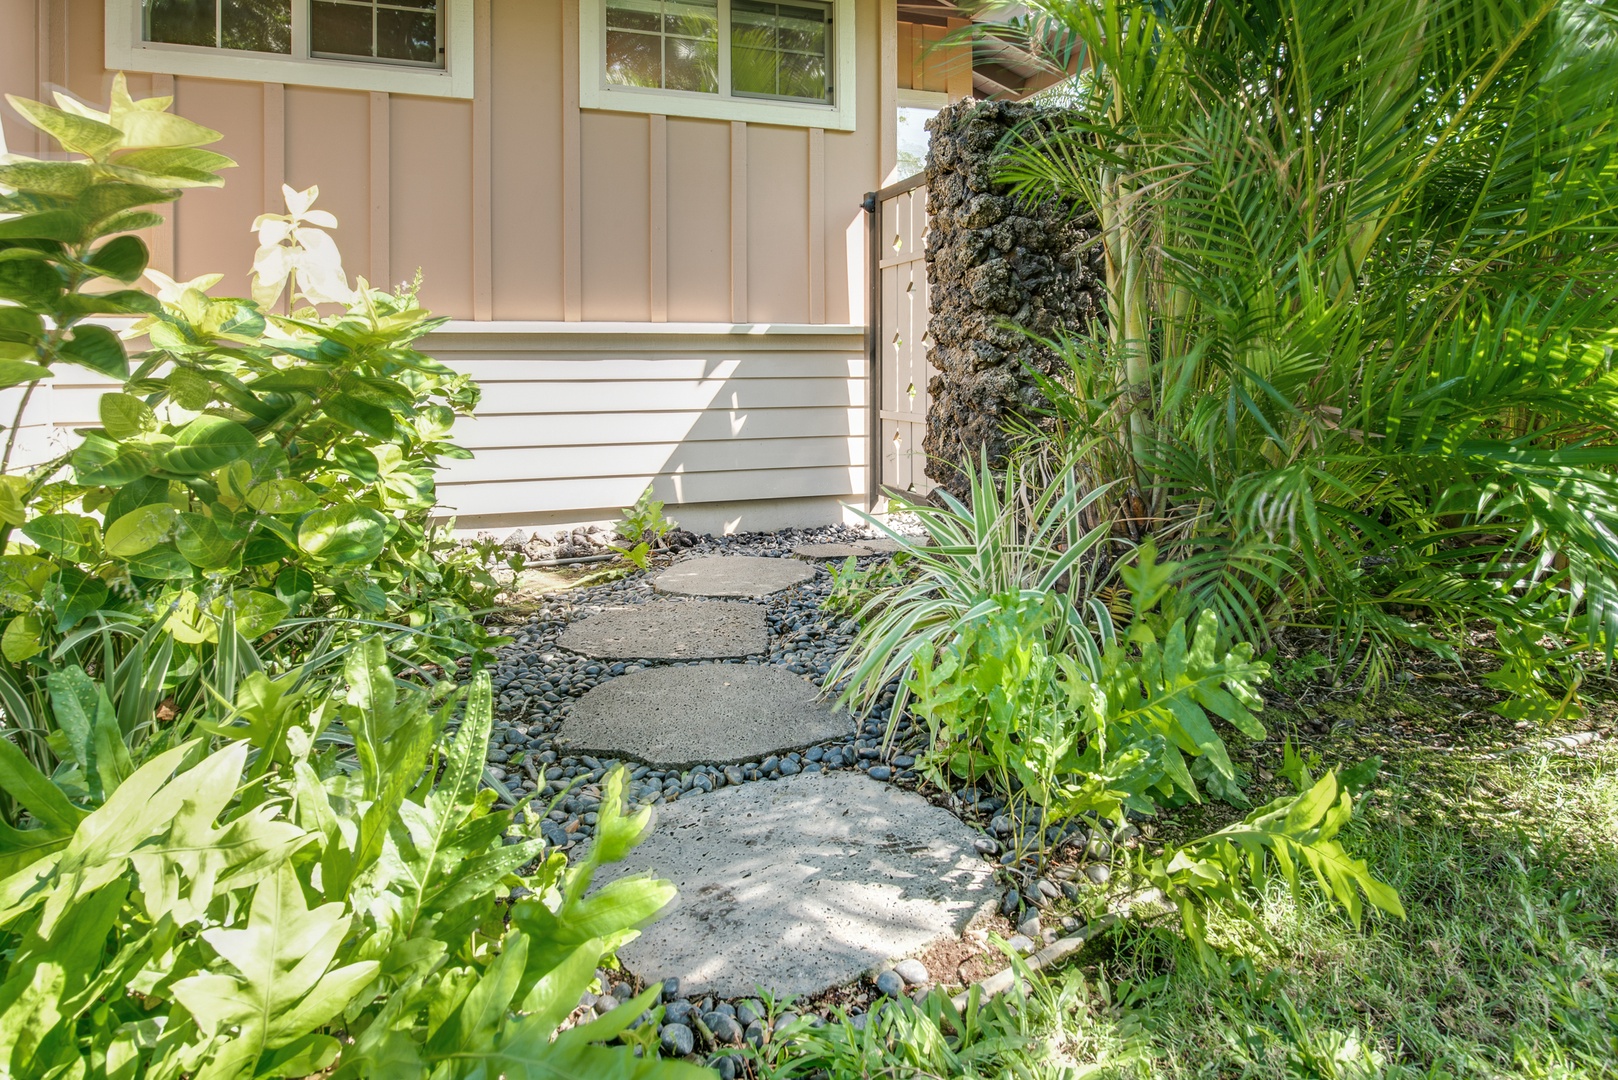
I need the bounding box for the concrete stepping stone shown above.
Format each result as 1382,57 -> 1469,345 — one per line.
594,770 -> 998,999
654,555 -> 814,599
793,539 -> 905,559
555,665 -> 851,768
557,601 -> 767,661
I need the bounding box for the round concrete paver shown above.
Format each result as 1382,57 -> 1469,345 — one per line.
555,665 -> 852,768
592,770 -> 999,999
792,539 -> 905,559
558,601 -> 767,661
654,555 -> 814,599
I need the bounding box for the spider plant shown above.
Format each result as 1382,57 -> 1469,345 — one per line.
827,447 -> 1119,717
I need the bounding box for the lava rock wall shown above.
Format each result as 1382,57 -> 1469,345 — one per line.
922,99 -> 1106,500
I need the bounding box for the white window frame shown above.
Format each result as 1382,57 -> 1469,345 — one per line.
105,0 -> 475,98
580,0 -> 856,130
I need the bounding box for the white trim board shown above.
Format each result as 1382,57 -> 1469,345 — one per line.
578,0 -> 858,130
105,0 -> 476,98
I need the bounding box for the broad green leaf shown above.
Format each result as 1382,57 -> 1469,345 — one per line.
59,326 -> 128,379
0,161 -> 92,196
5,94 -> 123,157
324,393 -> 397,439
176,512 -> 238,570
104,504 -> 179,558
47,567 -> 109,632
297,505 -> 387,564
208,590 -> 288,640
1,614 -> 44,663
0,209 -> 85,242
170,866 -> 379,1078
0,478 -> 24,527
114,109 -> 224,154
0,358 -> 51,390
158,415 -> 257,474
87,235 -> 149,282
121,545 -> 194,581
72,433 -> 153,487
246,478 -> 319,515
99,392 -> 160,442
0,555 -> 55,610
21,515 -> 97,560
273,567 -> 315,614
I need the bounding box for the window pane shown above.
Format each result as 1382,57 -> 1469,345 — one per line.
665,35 -> 717,92
731,45 -> 774,96
311,1 -> 373,57
663,0 -> 717,38
606,0 -> 660,33
775,3 -> 825,54
377,8 -> 438,63
606,30 -> 662,87
145,0 -> 218,47
777,50 -> 825,99
221,0 -> 291,52
730,0 -> 830,102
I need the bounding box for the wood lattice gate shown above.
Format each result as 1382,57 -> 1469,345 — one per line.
864,173 -> 937,505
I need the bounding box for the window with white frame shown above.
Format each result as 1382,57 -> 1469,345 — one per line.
106,0 -> 474,97
582,0 -> 857,130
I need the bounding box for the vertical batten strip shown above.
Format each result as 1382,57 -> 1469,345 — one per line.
262,82 -> 286,213
561,0 -> 584,321
879,0 -> 898,184
730,120 -> 748,324
368,91 -> 390,288
470,0 -> 493,319
149,74 -> 177,276
649,115 -> 668,322
808,127 -> 826,324
34,0 -> 52,154
945,17 -> 973,101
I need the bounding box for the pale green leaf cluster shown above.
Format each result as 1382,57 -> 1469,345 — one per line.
0,637 -> 699,1079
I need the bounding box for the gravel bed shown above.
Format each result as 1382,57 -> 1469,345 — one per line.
464,520 -> 1115,1057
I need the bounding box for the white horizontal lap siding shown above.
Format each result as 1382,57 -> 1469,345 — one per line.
13,327 -> 870,531
425,328 -> 868,528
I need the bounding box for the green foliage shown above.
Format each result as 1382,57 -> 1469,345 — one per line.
615,485 -> 678,549
0,78 -> 501,795
822,553 -> 910,619
1142,768 -> 1405,968
828,448 -> 1114,719
905,541 -> 1271,854
0,636 -> 701,1079
989,0 -> 1618,693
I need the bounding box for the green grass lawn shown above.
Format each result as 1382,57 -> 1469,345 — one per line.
1034,687 -> 1618,1078
748,681 -> 1618,1079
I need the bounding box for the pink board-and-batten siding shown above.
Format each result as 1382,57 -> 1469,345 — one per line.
2,1 -> 896,532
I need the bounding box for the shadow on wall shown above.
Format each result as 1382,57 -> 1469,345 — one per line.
428,332 -> 872,536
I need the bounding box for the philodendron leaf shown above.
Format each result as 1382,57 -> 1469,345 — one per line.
47,566 -> 109,632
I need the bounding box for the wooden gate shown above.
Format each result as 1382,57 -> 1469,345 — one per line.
864,173 -> 937,504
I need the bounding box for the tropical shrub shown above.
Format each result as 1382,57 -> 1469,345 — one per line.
980,0 -> 1618,696
0,637 -> 701,1079
0,77 -> 499,792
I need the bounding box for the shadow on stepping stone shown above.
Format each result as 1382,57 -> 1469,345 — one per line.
558,601 -> 767,661
654,555 -> 813,599
556,665 -> 851,768
592,771 -> 999,999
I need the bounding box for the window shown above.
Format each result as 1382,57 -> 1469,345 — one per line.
581,0 -> 857,130
106,0 -> 474,97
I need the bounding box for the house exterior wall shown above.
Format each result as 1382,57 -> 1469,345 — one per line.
2,0 -> 897,534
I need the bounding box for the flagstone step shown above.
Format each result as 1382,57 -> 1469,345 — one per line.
792,539 -> 905,559
555,664 -> 852,769
593,770 -> 998,999
557,600 -> 768,661
654,555 -> 815,599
